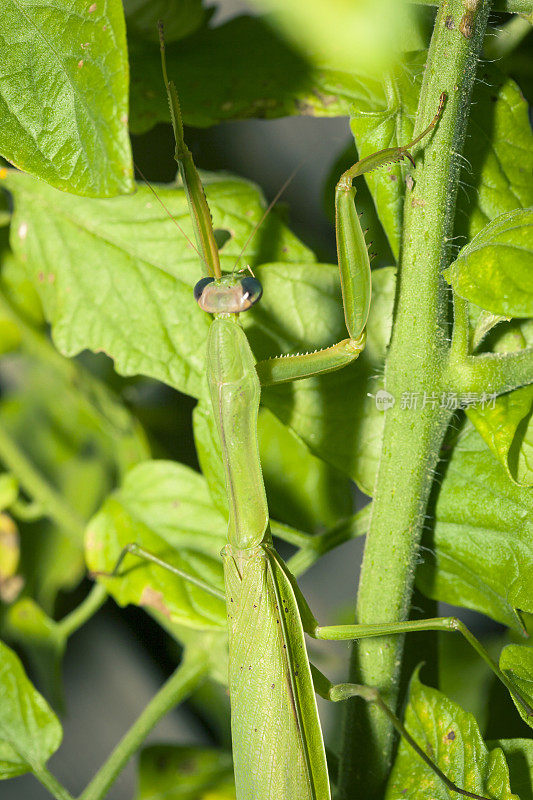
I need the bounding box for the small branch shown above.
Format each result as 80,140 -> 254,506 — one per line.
79,650 -> 208,800
451,347 -> 533,395
10,497 -> 45,521
270,519 -> 313,548
0,421 -> 86,540
57,584 -> 107,639
449,295 -> 470,363
32,765 -> 75,800
287,504 -> 371,577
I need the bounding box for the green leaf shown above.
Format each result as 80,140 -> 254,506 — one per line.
500,644 -> 533,729
0,639 -> 62,778
128,15 -> 383,133
444,209 -> 533,317
137,745 -> 235,799
192,395 -> 228,520
417,421 -> 533,630
458,68 -> 533,242
85,460 -> 227,630
124,0 -> 208,43
386,671 -> 518,800
490,739 -> 533,800
0,0 -> 133,196
438,631 -> 505,733
5,170 -> 311,399
467,384 -> 533,486
1,251 -> 45,328
1,599 -> 66,712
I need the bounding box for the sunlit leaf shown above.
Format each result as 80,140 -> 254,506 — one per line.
386,670 -> 518,800
0,0 -> 133,196
444,209 -> 533,318
86,460 -> 227,630
5,170 -> 311,399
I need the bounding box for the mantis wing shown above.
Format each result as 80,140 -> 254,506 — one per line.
223,543 -> 330,800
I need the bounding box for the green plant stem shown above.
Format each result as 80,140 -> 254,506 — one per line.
32,765 -> 75,800
79,650 -> 208,800
338,2 -> 493,797
0,420 -> 85,539
287,503 -> 371,576
409,0 -> 531,13
57,583 -> 107,639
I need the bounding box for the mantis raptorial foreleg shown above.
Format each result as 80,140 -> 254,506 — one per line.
255,92 -> 446,387
90,25 -> 526,800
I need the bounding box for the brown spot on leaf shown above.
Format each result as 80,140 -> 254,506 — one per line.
446,729 -> 456,741
38,271 -> 45,282
88,2 -> 97,10
445,15 -> 455,29
140,586 -> 171,618
78,60 -> 84,68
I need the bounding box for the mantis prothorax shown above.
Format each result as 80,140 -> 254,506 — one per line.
97,27 -> 532,800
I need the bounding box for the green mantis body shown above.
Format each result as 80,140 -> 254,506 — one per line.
107,30 -> 533,800
208,314 -> 330,798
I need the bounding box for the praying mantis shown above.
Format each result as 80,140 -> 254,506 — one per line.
92,27 -> 533,800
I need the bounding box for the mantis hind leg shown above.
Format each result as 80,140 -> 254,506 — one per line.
309,615 -> 532,720
311,665 -> 493,800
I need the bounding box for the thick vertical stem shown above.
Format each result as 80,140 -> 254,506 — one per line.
338,2 -> 493,797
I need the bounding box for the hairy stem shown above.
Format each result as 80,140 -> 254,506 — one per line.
79,650 -> 207,800
338,2 -> 493,797
409,0 -> 531,13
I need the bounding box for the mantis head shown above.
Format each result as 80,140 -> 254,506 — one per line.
194,273 -> 263,314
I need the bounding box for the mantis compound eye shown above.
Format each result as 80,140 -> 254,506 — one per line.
239,276 -> 263,309
194,275 -> 263,313
193,277 -> 214,303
